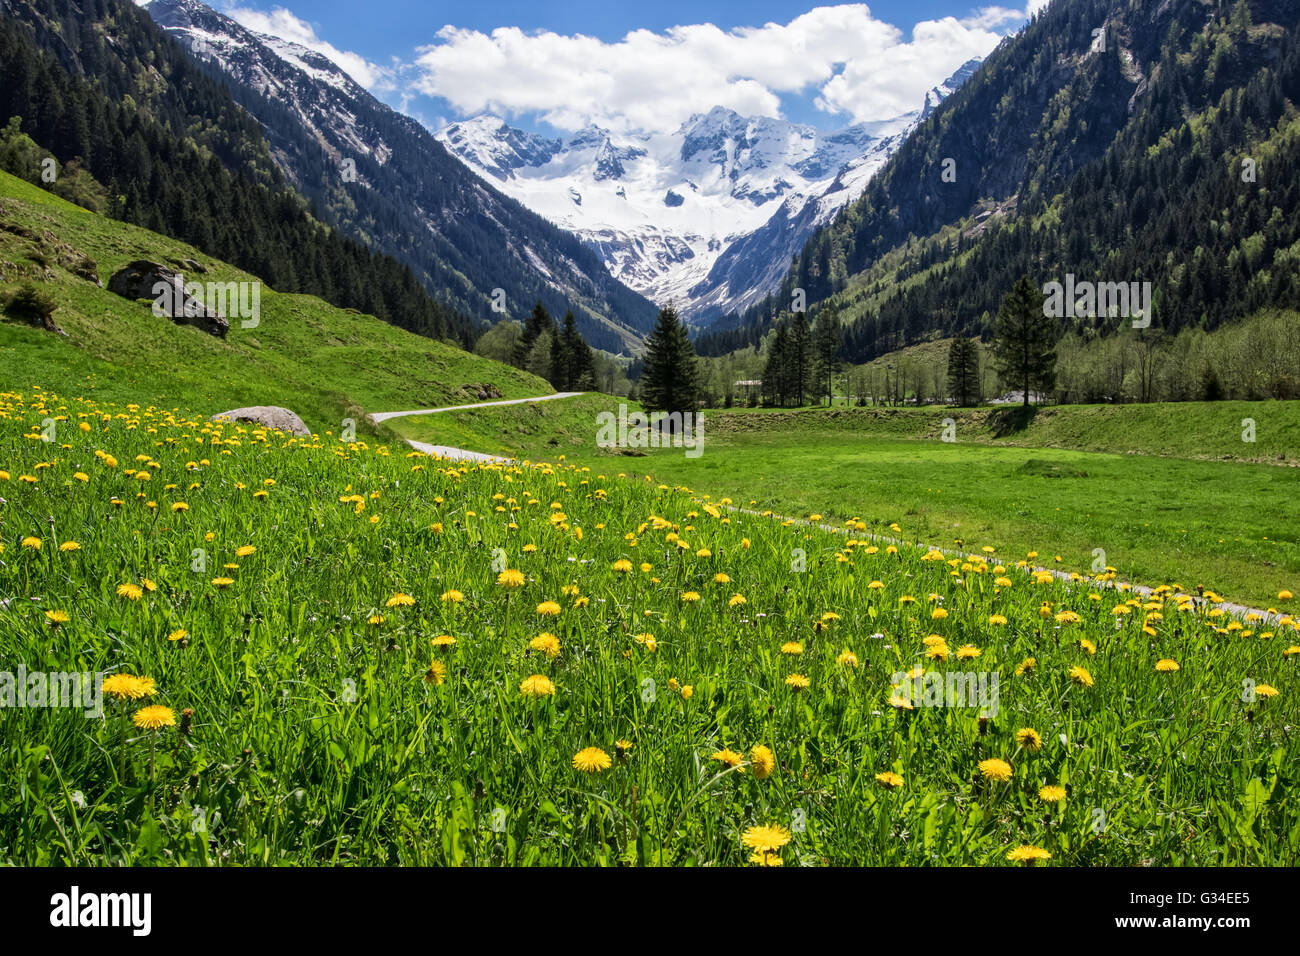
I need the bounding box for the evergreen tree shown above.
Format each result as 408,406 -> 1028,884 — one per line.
790,311 -> 812,406
559,311 -> 595,390
946,336 -> 980,406
763,322 -> 789,406
991,276 -> 1056,406
641,305 -> 700,420
814,307 -> 843,404
516,301 -> 554,368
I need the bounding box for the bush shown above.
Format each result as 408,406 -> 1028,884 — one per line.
3,282 -> 57,326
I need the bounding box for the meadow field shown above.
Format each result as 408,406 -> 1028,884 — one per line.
389,396 -> 1300,610
1,389 -> 1297,865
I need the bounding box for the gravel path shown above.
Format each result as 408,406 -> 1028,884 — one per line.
368,391 -> 583,424
370,391 -> 584,463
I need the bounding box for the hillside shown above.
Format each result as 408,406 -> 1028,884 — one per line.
0,171 -> 550,427
703,0 -> 1300,361
140,0 -> 658,352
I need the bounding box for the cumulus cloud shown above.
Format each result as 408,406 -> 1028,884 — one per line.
219,4 -> 396,91
209,2 -> 1044,133
410,4 -> 1026,134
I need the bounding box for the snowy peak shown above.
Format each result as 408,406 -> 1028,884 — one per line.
438,116 -> 563,181
435,57 -> 981,318
922,57 -> 983,119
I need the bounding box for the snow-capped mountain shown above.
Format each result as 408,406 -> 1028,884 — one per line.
141,0 -> 658,352
437,60 -> 981,321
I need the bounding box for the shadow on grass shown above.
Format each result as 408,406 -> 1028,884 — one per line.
987,405 -> 1039,438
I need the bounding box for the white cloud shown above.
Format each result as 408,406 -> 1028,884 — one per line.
409,4 -> 1025,134
219,4 -> 395,91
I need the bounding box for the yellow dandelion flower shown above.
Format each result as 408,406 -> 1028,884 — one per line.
530,633 -> 561,658
1016,728 -> 1042,751
710,749 -> 744,769
978,758 -> 1013,782
423,660 -> 447,685
1006,845 -> 1051,864
741,824 -> 792,853
132,705 -> 176,730
573,747 -> 612,773
519,674 -> 556,697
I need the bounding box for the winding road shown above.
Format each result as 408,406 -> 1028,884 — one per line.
368,391 -> 584,463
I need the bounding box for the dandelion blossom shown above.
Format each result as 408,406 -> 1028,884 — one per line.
741,824 -> 792,854
750,745 -> 775,780
710,749 -> 744,769
1039,785 -> 1067,803
132,705 -> 176,730
1006,845 -> 1051,865
1016,728 -> 1042,751
978,758 -> 1013,782
519,674 -> 556,698
573,747 -> 612,773
530,633 -> 561,658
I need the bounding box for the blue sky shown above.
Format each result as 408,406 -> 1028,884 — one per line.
216,1 -> 1045,135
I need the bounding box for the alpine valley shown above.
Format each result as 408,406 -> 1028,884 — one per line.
437,60 -> 980,323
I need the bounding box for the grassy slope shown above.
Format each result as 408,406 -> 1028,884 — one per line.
394,397 -> 1300,607
4,394 -> 1297,866
0,172 -> 551,431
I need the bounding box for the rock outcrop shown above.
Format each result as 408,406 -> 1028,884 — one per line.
210,406 -> 311,436
107,260 -> 229,337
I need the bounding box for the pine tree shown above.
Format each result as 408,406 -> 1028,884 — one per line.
814,307 -> 843,404
559,311 -> 595,390
946,336 -> 980,406
516,301 -> 553,368
763,323 -> 789,406
641,305 -> 700,419
791,311 -> 812,406
991,276 -> 1056,406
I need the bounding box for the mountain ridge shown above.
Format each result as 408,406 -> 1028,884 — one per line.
142,0 -> 658,353
436,59 -> 981,322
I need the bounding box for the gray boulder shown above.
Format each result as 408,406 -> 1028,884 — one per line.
210,406 -> 311,437
107,260 -> 229,338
